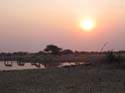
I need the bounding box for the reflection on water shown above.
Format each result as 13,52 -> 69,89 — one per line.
58,62 -> 76,67
0,61 -> 86,71
58,62 -> 85,67
0,61 -> 45,71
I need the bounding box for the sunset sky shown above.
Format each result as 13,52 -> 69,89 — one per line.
0,0 -> 125,52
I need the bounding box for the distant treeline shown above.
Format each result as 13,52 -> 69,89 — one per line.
0,44 -> 125,63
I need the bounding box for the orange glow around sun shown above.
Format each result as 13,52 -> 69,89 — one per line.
79,18 -> 96,32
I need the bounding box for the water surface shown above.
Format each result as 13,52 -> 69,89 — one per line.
0,61 -> 86,71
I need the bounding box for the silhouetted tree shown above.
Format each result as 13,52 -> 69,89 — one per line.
61,49 -> 73,55
37,51 -> 46,55
44,45 -> 62,55
13,52 -> 28,56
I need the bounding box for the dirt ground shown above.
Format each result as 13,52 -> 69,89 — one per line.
0,64 -> 125,93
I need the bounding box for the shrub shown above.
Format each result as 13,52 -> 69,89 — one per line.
105,51 -> 121,65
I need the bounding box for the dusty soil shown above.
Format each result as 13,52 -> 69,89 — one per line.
0,64 -> 125,93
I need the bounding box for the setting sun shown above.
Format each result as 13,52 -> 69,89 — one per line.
80,18 -> 96,31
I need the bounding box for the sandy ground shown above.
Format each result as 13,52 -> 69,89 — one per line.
0,64 -> 125,93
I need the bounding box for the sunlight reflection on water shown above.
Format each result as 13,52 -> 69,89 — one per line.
0,61 -> 45,71
0,61 -> 86,71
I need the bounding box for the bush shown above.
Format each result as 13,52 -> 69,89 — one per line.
105,51 -> 121,65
